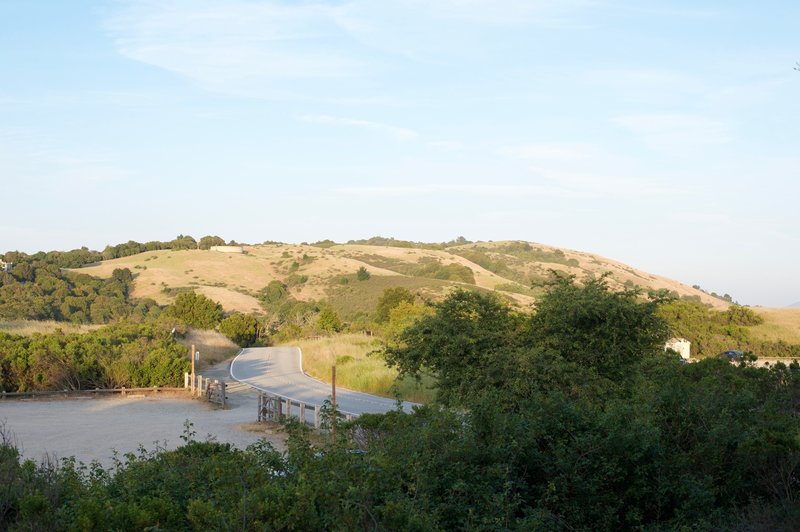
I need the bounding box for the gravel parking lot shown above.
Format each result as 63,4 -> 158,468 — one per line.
0,381 -> 284,467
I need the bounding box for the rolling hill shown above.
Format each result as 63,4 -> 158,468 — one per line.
76,239 -> 728,318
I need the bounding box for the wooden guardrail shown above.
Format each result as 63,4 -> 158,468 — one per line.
0,387 -> 186,399
257,392 -> 354,429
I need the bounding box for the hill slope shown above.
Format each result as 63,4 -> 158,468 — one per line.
76,240 -> 727,316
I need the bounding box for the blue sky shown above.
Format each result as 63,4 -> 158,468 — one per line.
1,0 -> 798,306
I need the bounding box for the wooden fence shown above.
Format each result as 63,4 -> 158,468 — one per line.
0,387 -> 185,400
184,373 -> 227,407
257,392 -> 354,429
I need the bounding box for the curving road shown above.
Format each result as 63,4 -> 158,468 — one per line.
230,347 -> 417,416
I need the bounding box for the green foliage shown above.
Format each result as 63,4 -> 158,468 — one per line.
723,304 -> 764,326
489,241 -> 580,267
218,313 -> 260,346
386,277 -> 669,406
0,259 -> 141,324
0,323 -> 189,392
384,290 -> 524,407
658,300 -> 798,358
452,249 -> 512,276
101,235 -> 199,260
310,239 -> 337,248
259,280 -> 288,305
529,275 -> 668,382
356,266 -> 370,281
350,254 -> 476,284
317,306 -> 342,334
346,235 -> 471,249
374,287 -> 416,323
162,292 -> 223,329
2,276 -> 800,530
197,235 -> 226,250
285,273 -> 308,286
3,357 -> 799,532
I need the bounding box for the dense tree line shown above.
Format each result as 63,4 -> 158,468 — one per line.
100,235 -> 201,260
0,262 -> 156,324
0,323 -> 189,392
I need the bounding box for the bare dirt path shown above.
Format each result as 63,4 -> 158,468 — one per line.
0,359 -> 284,467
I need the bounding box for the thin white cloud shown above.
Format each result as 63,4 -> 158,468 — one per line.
104,0 -> 596,97
427,140 -> 464,151
105,1 -> 366,98
300,114 -> 418,140
531,167 -> 684,198
501,142 -> 592,161
614,113 -> 733,150
337,183 -> 573,198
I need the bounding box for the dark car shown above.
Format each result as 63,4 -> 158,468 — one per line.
720,350 -> 744,361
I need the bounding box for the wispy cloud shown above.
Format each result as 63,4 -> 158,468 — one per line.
300,114 -> 418,140
614,113 -> 733,150
427,140 -> 464,151
501,142 -> 592,161
337,183 -> 573,198
104,0 -> 595,97
105,1 -> 366,98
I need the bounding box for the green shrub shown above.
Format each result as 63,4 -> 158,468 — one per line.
162,292 -> 223,329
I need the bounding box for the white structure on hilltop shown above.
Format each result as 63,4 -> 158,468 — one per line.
209,245 -> 244,254
0,259 -> 11,273
665,337 -> 691,360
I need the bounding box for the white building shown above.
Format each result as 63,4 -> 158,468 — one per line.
665,337 -> 691,360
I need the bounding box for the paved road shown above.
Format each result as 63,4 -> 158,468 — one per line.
230,347 -> 416,416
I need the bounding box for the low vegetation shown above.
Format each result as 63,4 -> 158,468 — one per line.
0,323 -> 189,392
659,299 -> 800,358
1,278 -> 797,530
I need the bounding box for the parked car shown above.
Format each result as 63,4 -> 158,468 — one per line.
720,350 -> 744,361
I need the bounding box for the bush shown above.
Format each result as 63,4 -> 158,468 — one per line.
162,292 -> 223,329
219,313 -> 260,347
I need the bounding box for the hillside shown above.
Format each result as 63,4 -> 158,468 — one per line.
76,239 -> 727,316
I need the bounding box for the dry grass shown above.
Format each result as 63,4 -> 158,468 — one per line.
0,320 -> 102,336
288,334 -> 435,404
176,328 -> 240,369
750,308 -> 800,344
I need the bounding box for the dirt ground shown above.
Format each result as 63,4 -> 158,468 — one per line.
0,361 -> 285,467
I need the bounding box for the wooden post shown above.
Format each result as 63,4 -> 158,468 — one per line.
300,403 -> 306,426
332,365 -> 337,443
314,406 -> 321,429
190,345 -> 196,392
220,380 -> 226,407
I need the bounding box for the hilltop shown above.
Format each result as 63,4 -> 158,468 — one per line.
76,238 -> 727,317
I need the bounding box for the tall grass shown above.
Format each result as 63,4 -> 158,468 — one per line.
750,308 -> 800,344
0,320 -> 102,336
176,328 -> 240,368
287,334 -> 435,403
